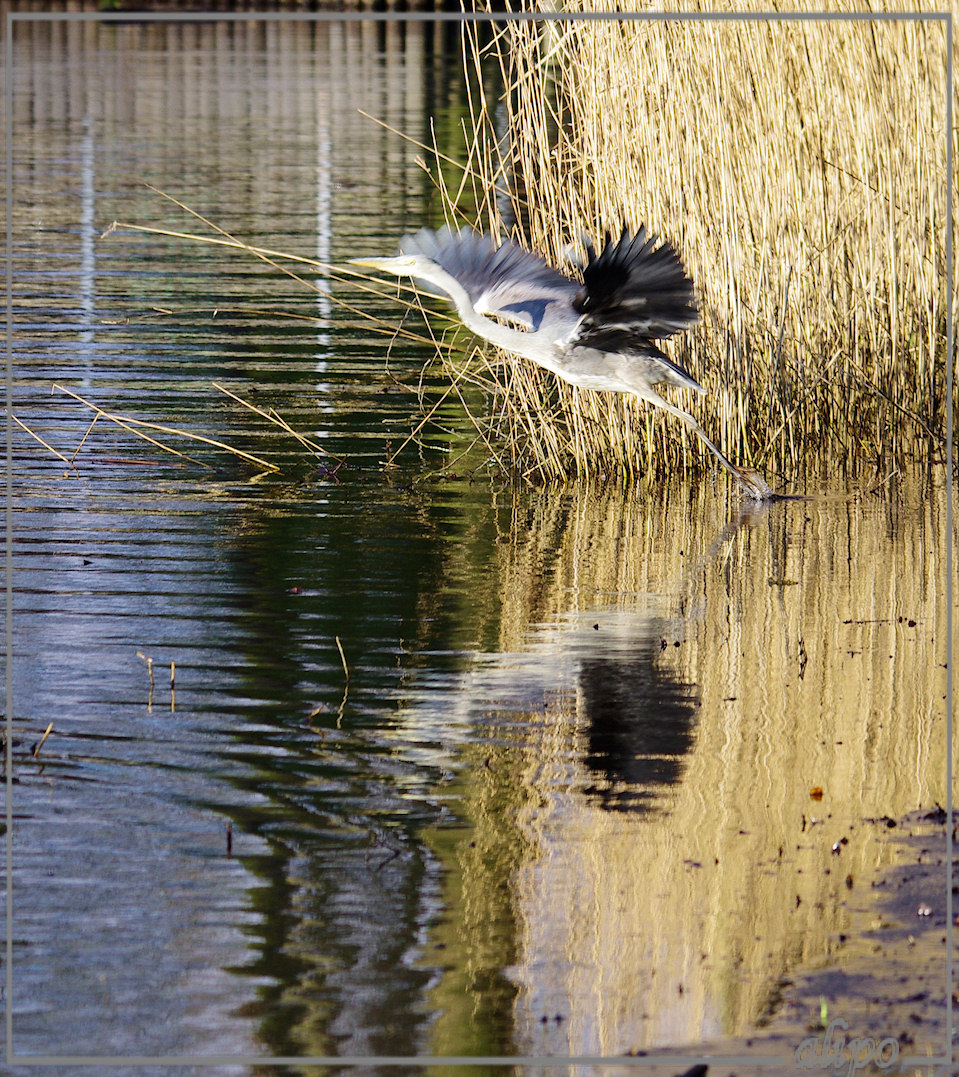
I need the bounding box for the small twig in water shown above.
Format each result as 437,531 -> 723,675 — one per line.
33,723 -> 53,758
10,415 -> 80,476
858,469 -> 900,499
334,636 -> 351,729
335,636 -> 350,683
53,384 -> 279,473
213,382 -> 343,464
137,651 -> 155,708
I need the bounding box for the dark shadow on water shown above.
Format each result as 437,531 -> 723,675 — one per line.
580,638 -> 700,812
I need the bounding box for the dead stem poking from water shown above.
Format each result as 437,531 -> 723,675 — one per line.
32,724 -> 53,759
137,651 -> 155,710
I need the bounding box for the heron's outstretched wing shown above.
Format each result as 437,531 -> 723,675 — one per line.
570,227 -> 698,345
400,227 -> 578,332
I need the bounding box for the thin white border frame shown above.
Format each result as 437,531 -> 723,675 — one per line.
3,6 -> 953,1070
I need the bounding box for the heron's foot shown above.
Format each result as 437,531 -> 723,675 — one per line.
733,466 -> 776,501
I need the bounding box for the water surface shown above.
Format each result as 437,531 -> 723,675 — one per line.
4,14 -> 952,1072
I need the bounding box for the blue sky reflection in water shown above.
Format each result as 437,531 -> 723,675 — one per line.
5,13 -> 953,1070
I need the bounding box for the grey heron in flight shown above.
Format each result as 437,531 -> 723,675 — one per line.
351,225 -> 774,500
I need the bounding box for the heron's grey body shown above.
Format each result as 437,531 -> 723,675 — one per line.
352,225 -> 773,499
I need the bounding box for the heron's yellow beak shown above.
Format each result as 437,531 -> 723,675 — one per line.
347,255 -> 416,275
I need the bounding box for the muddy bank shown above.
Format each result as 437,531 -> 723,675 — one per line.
628,808 -> 952,1075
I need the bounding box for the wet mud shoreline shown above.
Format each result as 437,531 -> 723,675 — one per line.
635,809 -> 953,1074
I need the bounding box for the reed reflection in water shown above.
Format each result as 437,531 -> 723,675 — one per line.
413,475 -> 949,1059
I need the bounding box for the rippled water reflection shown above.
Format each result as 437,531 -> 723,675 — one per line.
5,12 -> 952,1072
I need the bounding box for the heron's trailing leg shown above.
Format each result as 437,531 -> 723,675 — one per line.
638,391 -> 775,501
689,423 -> 775,501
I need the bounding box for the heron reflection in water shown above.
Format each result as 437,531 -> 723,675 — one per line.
352,225 -> 774,500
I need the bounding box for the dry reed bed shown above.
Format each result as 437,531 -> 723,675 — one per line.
430,2 -> 949,484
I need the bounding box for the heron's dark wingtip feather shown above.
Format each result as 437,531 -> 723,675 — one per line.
574,227 -> 698,340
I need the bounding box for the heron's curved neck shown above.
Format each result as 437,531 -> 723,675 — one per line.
415,266 -> 538,359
